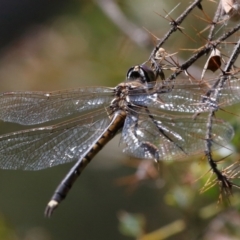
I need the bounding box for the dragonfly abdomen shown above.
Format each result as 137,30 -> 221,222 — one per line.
45,110 -> 127,217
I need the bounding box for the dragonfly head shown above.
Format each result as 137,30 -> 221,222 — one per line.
126,65 -> 156,84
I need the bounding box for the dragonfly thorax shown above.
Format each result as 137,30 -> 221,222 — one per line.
111,83 -> 132,111
110,65 -> 156,112
111,79 -> 149,112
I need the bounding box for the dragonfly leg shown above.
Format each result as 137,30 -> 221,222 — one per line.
144,107 -> 187,155
132,113 -> 160,162
141,142 -> 160,162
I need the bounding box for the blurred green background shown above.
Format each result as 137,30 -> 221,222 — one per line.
0,0 -> 240,240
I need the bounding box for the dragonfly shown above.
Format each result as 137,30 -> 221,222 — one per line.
0,65 -> 237,217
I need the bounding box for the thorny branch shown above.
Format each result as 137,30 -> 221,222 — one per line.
204,37 -> 240,196
97,0 -> 240,198
146,0 -> 240,198
149,0 -> 203,64
208,1 -> 223,41
165,22 -> 240,82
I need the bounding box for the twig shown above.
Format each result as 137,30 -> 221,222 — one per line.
94,0 -> 151,48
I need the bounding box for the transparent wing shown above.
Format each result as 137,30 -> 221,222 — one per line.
0,109 -> 112,170
1,75 -> 240,126
0,87 -> 113,125
122,109 -> 234,161
130,75 -> 240,113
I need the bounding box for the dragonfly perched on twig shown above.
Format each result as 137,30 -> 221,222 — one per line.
0,65 -> 237,217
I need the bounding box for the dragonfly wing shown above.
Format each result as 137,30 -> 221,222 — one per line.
130,80 -> 211,113
122,110 -> 234,161
0,109 -> 112,170
215,77 -> 240,107
0,87 -> 113,125
131,76 -> 240,113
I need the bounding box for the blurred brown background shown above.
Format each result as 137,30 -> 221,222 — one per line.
0,1 -> 240,240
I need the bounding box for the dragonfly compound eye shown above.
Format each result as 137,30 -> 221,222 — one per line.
126,65 -> 156,83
